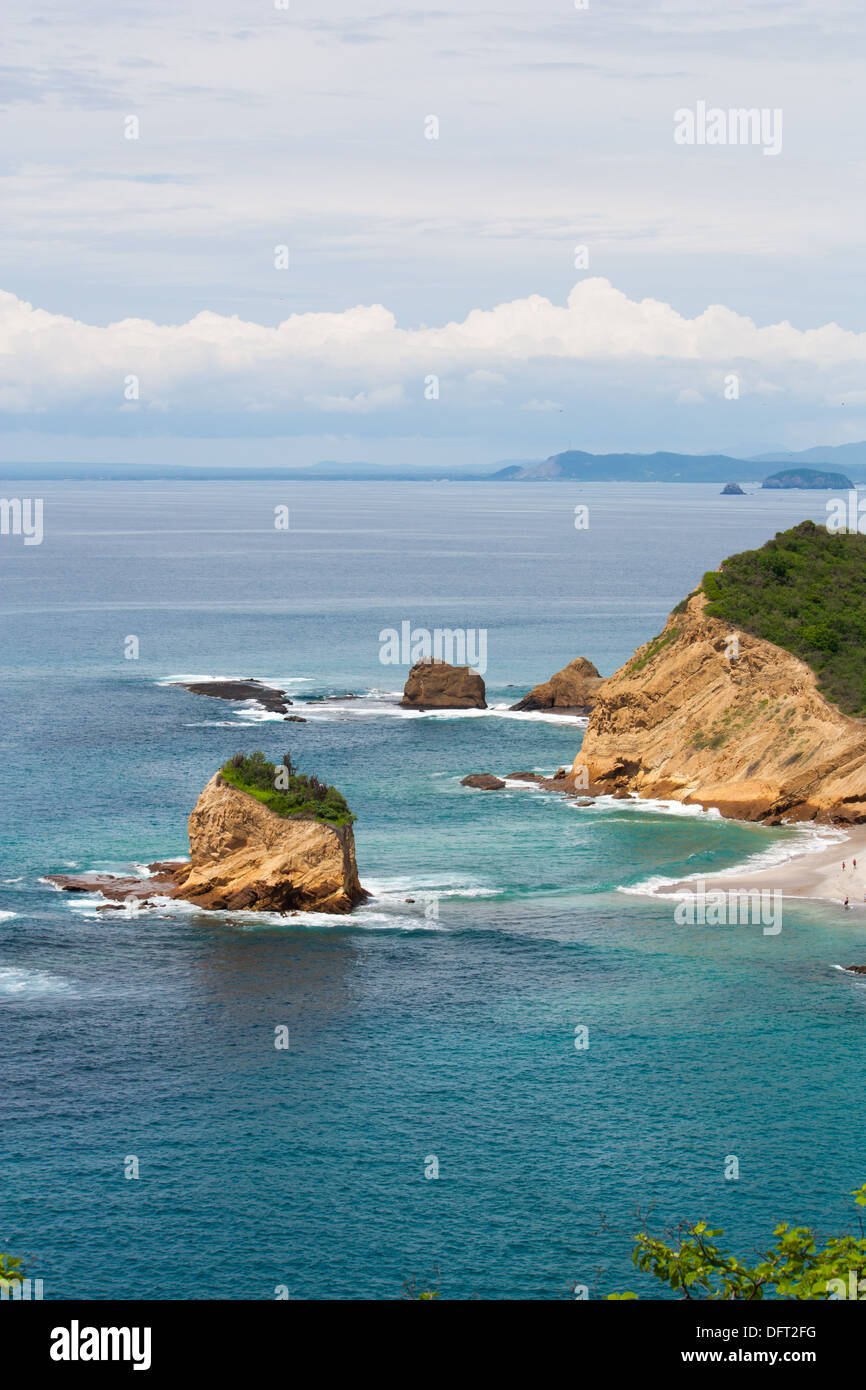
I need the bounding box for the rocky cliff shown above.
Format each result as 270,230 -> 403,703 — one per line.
511,657 -> 603,713
401,658 -> 486,708
49,771 -> 367,914
575,591 -> 866,823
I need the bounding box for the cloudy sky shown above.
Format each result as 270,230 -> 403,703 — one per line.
2,0 -> 865,470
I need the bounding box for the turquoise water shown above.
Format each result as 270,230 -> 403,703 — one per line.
3,480 -> 866,1300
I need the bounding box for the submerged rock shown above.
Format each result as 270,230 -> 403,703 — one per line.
511,657 -> 603,714
401,659 -> 486,709
172,678 -> 292,714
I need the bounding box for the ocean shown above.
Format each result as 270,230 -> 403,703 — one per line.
2,479 -> 866,1300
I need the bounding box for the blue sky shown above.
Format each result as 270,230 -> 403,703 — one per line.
2,0 -> 865,469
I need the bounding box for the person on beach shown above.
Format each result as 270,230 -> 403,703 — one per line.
845,897 -> 850,908
843,862 -> 846,871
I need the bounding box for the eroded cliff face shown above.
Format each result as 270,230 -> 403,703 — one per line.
575,592 -> 866,823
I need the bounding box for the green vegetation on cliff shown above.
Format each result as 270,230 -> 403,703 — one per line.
220,751 -> 356,826
701,520 -> 866,716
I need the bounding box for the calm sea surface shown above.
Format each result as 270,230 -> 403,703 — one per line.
2,480 -> 865,1299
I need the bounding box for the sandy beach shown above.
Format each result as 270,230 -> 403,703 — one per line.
652,823 -> 866,909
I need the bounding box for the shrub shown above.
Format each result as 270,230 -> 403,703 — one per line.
609,1185 -> 866,1300
219,752 -> 356,826
697,521 -> 866,715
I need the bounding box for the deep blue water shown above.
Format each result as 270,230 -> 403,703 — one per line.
3,480 -> 866,1300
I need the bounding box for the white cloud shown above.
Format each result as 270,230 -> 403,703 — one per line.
2,278 -> 865,424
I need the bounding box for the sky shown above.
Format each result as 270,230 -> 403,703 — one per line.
2,0 -> 865,471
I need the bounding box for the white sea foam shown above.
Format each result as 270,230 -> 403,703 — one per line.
0,965 -> 71,996
501,774 -> 557,792
620,820 -> 848,899
67,888 -> 444,931
363,874 -> 498,900
0,910 -> 19,921
158,673 -> 313,687
166,677 -> 590,727
236,907 -> 444,932
578,792 -> 724,820
381,703 -> 588,727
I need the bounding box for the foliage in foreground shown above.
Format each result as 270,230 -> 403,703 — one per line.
220,751 -> 356,826
0,1253 -> 25,1289
700,520 -> 866,715
609,1186 -> 866,1299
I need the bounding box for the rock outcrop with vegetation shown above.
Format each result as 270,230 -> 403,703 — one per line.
48,753 -> 367,914
168,765 -> 365,911
401,658 -> 486,708
575,524 -> 866,823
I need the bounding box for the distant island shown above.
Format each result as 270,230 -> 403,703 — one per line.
5,446 -> 865,486
721,482 -> 745,495
761,467 -> 854,490
490,448 -> 763,484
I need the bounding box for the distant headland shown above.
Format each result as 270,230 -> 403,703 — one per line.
5,441 -> 866,485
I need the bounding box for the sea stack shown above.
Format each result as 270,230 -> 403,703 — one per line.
401,658 -> 487,709
511,657 -> 603,714
165,771 -> 366,912
48,757 -> 367,914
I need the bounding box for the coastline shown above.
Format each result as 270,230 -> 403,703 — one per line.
646,822 -> 866,908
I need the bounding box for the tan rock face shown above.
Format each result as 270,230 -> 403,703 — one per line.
168,773 -> 367,912
575,592 -> 866,823
511,657 -> 603,713
401,658 -> 486,708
